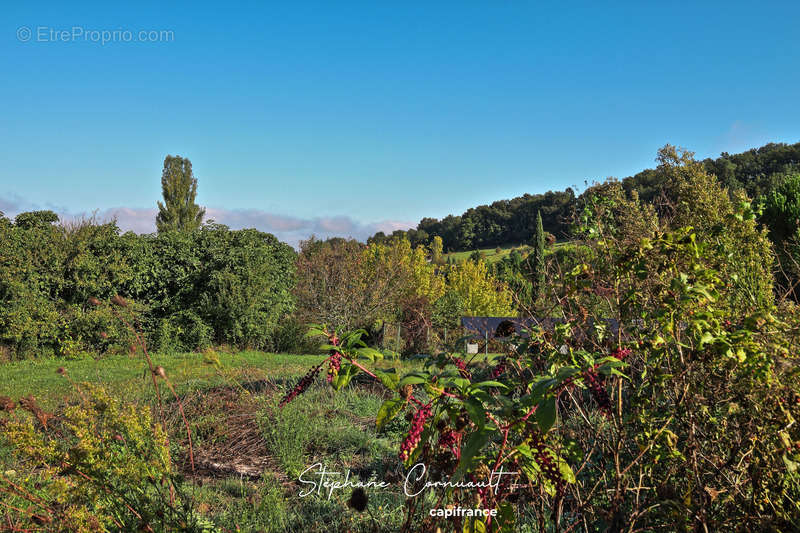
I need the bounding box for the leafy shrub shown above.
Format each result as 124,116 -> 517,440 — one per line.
761,172 -> 800,246
268,315 -> 320,354
66,301 -> 141,356
284,221 -> 799,531
657,145 -> 775,313
0,383 -> 209,531
192,226 -> 296,349
153,310 -> 213,353
0,216 -> 296,358
444,258 -> 515,318
760,173 -> 800,300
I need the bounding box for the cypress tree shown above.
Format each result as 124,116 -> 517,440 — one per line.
156,155 -> 205,233
530,210 -> 546,299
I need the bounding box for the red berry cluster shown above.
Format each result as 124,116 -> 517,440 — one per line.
583,369 -> 611,414
399,403 -> 432,461
437,429 -> 460,460
326,332 -> 342,384
529,431 -> 565,495
470,473 -> 489,504
327,351 -> 342,383
610,346 -> 631,360
279,364 -> 322,407
490,358 -> 507,379
452,357 -> 471,379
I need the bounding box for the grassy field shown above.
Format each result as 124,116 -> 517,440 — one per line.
444,241 -> 576,264
0,350 -> 329,410
444,244 -> 530,264
0,350 -> 430,532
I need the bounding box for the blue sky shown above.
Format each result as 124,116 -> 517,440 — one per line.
2,1 -> 799,245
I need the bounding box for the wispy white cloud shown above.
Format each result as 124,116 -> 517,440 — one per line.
0,193 -> 25,215
201,208 -> 414,247
0,197 -> 415,248
94,207 -> 159,235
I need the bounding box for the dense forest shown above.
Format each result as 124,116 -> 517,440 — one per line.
369,141 -> 800,252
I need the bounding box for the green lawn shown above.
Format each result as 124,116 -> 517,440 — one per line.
445,244 -> 530,264
0,350 -> 427,531
0,350 -> 330,410
444,240 -> 576,264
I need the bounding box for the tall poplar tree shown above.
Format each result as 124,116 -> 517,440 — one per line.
155,155 -> 205,233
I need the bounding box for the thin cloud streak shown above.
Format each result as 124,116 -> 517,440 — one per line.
0,197 -> 414,248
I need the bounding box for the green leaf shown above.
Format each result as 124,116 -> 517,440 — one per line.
471,380 -> 508,390
698,331 -> 715,348
610,368 -> 630,380
597,361 -> 625,376
453,430 -> 489,481
333,372 -> 353,391
555,366 -> 579,382
440,377 -> 471,389
557,457 -> 576,484
376,398 -> 404,431
331,363 -> 358,391
355,347 -> 384,362
464,397 -> 486,428
398,374 -> 427,387
373,369 -> 399,390
530,378 -> 556,399
462,517 -> 487,533
536,396 -> 557,433
514,443 -> 534,460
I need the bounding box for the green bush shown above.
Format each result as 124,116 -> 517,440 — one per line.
760,173 -> 800,299
658,145 -> 775,313
0,216 -> 296,358
269,316 -> 320,354
152,311 -> 213,353
293,219 -> 799,531
0,384 -> 209,531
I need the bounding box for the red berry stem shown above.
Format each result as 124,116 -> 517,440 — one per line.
399,403 -> 432,461
279,363 -> 323,407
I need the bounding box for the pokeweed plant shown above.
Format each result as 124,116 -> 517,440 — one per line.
279,323 -> 628,532
281,224 -> 800,532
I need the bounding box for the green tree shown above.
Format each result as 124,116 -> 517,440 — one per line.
14,210 -> 59,229
468,250 -> 483,263
155,155 -> 205,233
760,173 -> 800,246
444,259 -> 514,317
760,173 -> 800,299
530,210 -> 546,300
657,145 -> 774,312
431,235 -> 444,265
